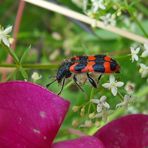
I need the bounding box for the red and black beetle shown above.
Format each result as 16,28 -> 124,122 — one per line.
46,55 -> 120,95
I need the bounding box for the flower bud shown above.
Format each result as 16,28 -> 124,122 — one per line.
84,120 -> 92,127
88,112 -> 95,119
72,119 -> 79,127
80,107 -> 85,117
72,106 -> 79,112
31,72 -> 42,81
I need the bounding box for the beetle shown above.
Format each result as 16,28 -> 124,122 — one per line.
46,55 -> 120,95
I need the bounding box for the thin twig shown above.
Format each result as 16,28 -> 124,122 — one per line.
2,0 -> 25,80
11,0 -> 26,50
0,63 -> 58,69
24,0 -> 148,44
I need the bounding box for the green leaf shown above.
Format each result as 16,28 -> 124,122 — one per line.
20,45 -> 31,64
95,29 -> 120,40
19,66 -> 28,80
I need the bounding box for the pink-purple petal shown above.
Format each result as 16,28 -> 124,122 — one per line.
0,81 -> 70,148
94,114 -> 148,148
51,136 -> 105,148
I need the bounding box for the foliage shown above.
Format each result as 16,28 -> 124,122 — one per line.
0,0 -> 148,141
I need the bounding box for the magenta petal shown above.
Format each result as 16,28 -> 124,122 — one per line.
51,136 -> 105,148
95,114 -> 148,148
0,81 -> 70,148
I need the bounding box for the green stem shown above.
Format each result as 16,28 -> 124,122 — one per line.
136,3 -> 148,16
89,88 -> 95,100
130,13 -> 148,37
64,81 -> 73,90
88,88 -> 95,113
124,0 -> 148,37
0,64 -> 59,69
0,64 -> 16,68
115,54 -> 130,60
118,91 -> 124,100
2,44 -> 20,64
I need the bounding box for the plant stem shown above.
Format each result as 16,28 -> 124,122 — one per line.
24,0 -> 148,44
118,91 -> 124,100
88,88 -> 95,113
11,0 -> 25,50
129,11 -> 148,37
0,64 -> 59,69
2,44 -> 19,64
136,3 -> 148,16
89,88 -> 95,100
124,0 -> 148,37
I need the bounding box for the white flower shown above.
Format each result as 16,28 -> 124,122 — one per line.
91,0 -> 106,13
130,46 -> 140,62
141,43 -> 148,58
91,96 -> 110,113
91,96 -> 110,121
31,72 -> 42,81
100,13 -> 116,26
116,95 -> 132,108
0,26 -> 12,47
139,63 -> 148,78
124,81 -> 135,94
102,75 -> 124,96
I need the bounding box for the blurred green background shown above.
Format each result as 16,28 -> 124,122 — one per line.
0,0 -> 148,142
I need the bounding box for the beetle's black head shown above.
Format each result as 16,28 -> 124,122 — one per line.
46,60 -> 72,89
56,61 -> 72,83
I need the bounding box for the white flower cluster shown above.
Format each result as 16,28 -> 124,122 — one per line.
100,13 -> 116,26
130,44 -> 148,79
91,74 -> 131,120
83,0 -> 116,26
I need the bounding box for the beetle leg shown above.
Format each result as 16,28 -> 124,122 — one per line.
73,75 -> 84,92
57,78 -> 66,95
98,74 -> 102,83
87,73 -> 97,88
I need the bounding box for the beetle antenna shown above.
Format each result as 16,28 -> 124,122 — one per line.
46,79 -> 57,88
